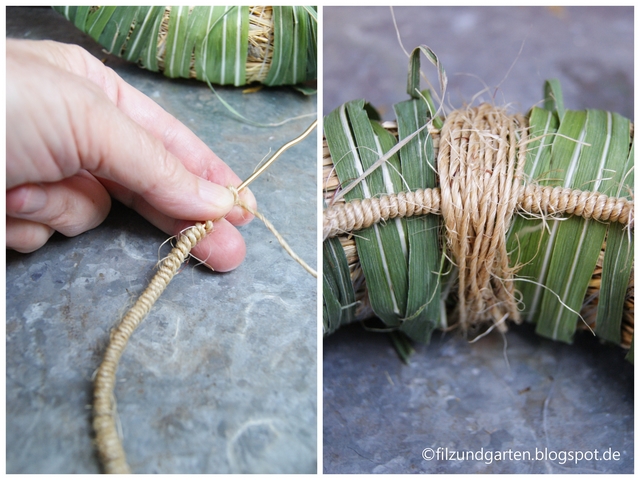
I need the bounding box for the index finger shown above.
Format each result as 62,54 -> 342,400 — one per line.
44,40 -> 257,224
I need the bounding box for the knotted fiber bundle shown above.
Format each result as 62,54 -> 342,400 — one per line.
53,6 -> 317,86
323,46 -> 633,355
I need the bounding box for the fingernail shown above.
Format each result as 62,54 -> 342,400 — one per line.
18,184 -> 47,213
198,178 -> 235,215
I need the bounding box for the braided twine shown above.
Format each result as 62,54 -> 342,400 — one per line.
323,104 -> 634,341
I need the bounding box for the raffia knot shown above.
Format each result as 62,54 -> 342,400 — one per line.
438,104 -> 527,331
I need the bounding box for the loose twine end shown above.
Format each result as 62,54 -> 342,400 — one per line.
229,185 -> 317,278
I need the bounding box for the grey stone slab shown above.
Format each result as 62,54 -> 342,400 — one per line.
323,6 -> 633,474
7,6 -> 317,474
324,6 -> 633,122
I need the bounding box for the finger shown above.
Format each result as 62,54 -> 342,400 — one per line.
6,217 -> 55,253
107,185 -> 247,272
81,46 -> 259,224
180,219 -> 247,272
6,171 -> 111,237
19,39 -> 258,222
7,43 -> 237,224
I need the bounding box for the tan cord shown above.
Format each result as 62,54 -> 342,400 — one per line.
238,119 -> 318,191
93,120 -> 317,473
94,199 -> 315,473
323,188 -> 442,239
323,185 -> 634,239
93,220 -> 214,474
230,187 -> 317,277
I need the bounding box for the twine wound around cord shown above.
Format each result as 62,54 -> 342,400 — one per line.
93,220 -> 214,474
323,104 -> 634,332
92,120 -> 316,473
93,191 -> 316,473
323,184 -> 634,239
438,105 -> 526,330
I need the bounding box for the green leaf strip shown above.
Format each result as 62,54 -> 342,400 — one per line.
52,6 -> 317,87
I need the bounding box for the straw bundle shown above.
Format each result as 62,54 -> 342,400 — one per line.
323,47 -> 633,356
53,6 -> 317,86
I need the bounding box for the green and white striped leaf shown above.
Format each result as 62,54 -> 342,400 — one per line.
119,7 -> 161,64
304,6 -> 318,81
544,78 -> 566,121
535,110 -> 629,342
595,132 -> 634,343
73,6 -> 91,30
289,6 -> 309,85
406,46 -> 447,100
136,7 -> 165,71
264,6 -> 293,86
164,5 -> 190,78
349,101 -> 409,325
85,6 -> 117,41
393,93 -> 441,343
53,6 -> 317,87
507,106 -> 559,319
53,6 -> 76,23
196,6 -> 249,85
325,100 -> 409,327
322,236 -> 357,335
389,331 -> 415,364
97,7 -> 140,56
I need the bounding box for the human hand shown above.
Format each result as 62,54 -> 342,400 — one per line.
6,39 -> 256,271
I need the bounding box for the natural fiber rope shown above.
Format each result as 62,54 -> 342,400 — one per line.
322,104 -> 634,331
323,184 -> 634,239
93,186 -> 316,474
93,220 -> 213,474
439,105 -> 526,329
